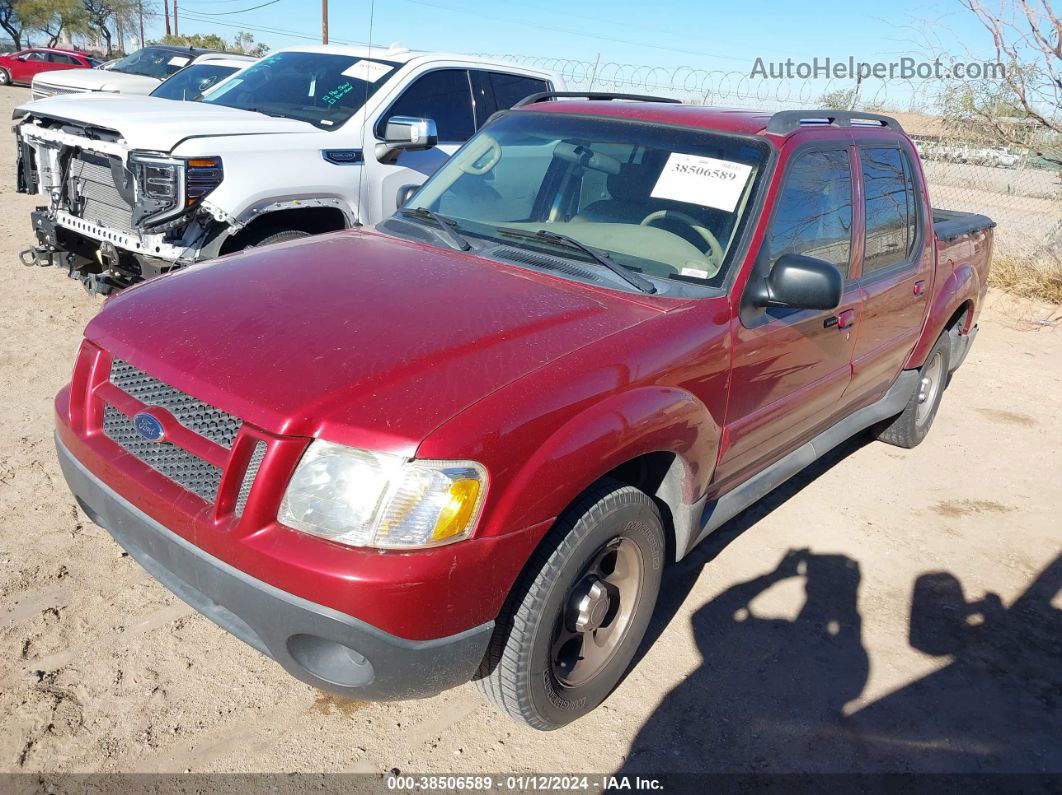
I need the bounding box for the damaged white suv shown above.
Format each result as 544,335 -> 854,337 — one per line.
15,45 -> 557,292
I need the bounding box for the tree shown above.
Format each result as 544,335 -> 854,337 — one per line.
20,0 -> 90,47
152,30 -> 269,57
79,0 -> 135,54
957,0 -> 1061,167
0,0 -> 26,49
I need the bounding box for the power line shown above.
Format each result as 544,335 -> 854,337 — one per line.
186,0 -> 284,16
393,0 -> 750,63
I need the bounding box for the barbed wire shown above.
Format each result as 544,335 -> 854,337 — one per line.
475,53 -> 947,112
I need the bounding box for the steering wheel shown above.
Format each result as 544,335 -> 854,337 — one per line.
640,209 -> 724,265
457,135 -> 502,175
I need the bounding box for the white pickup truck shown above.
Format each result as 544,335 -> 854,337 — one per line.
30,46 -> 246,100
15,45 -> 558,292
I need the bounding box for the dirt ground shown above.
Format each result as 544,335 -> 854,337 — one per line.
0,85 -> 1059,777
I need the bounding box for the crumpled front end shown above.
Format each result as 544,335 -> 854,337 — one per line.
15,115 -> 225,292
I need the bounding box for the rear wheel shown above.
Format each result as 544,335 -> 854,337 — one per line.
873,332 -> 951,448
474,479 -> 665,730
0,69 -> 11,86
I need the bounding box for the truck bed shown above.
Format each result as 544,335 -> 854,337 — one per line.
932,209 -> 996,242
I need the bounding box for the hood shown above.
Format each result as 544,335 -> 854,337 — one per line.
33,68 -> 161,93
86,230 -> 664,453
17,93 -> 317,150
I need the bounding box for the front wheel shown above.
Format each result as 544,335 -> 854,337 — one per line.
475,479 -> 665,730
0,69 -> 11,86
239,228 -> 311,250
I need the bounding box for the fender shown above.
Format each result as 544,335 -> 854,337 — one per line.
481,385 -> 722,559
905,261 -> 979,369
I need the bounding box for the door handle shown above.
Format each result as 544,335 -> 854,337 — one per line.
824,309 -> 856,330
913,280 -> 926,297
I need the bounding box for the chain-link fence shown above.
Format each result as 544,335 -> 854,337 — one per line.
481,54 -> 1062,269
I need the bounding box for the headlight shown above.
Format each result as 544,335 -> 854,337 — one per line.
277,440 -> 488,549
129,152 -> 223,227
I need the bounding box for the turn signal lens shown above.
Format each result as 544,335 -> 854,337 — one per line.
186,158 -> 219,168
432,478 -> 482,542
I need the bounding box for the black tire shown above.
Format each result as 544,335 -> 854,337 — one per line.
873,331 -> 951,448
474,479 -> 665,730
0,69 -> 10,86
242,229 -> 311,249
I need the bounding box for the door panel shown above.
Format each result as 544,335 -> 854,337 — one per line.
718,147 -> 860,489
849,145 -> 933,401
361,69 -> 476,223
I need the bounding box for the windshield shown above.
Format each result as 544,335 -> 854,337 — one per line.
150,63 -> 240,101
109,47 -> 196,79
199,51 -> 399,129
406,113 -> 770,289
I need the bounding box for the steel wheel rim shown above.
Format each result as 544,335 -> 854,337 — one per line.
550,536 -> 644,688
916,351 -> 944,426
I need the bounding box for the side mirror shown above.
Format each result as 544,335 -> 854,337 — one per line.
378,115 -> 438,156
752,254 -> 842,310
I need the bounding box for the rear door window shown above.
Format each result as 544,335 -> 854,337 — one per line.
861,147 -> 918,274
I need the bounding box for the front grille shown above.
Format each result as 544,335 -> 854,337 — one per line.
103,406 -> 223,502
109,358 -> 242,449
235,441 -> 267,516
32,84 -> 89,100
69,151 -> 134,232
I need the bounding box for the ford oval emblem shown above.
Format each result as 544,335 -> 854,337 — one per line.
133,412 -> 166,443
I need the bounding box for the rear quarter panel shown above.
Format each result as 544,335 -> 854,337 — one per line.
905,224 -> 992,368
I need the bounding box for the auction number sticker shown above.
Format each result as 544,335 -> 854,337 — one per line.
650,153 -> 752,212
342,59 -> 393,82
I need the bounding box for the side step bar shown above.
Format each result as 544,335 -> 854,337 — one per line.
690,370 -> 918,551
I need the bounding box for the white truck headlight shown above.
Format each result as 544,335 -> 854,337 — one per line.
277,440 -> 487,549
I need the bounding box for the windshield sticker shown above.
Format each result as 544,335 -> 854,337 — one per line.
341,59 -> 392,82
681,266 -> 710,279
650,153 -> 753,212
167,56 -> 191,67
323,82 -> 353,105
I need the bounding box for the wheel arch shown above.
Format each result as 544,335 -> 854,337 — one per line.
216,202 -> 352,255
905,263 -> 979,369
478,385 -> 721,564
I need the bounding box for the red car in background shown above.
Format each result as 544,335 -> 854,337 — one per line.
0,47 -> 98,87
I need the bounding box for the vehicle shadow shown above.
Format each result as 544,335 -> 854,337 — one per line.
618,533 -> 1062,775
629,432 -> 874,676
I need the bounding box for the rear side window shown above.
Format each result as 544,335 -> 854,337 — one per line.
489,72 -> 548,110
48,53 -> 76,64
382,69 -> 474,142
766,149 -> 853,278
861,147 -> 918,274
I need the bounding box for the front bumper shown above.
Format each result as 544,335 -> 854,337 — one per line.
57,435 -> 493,700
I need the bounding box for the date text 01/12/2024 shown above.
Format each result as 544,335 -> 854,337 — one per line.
384,775 -> 664,790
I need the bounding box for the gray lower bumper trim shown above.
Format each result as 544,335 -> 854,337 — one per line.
56,435 -> 493,701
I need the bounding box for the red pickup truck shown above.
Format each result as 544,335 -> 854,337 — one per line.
54,95 -> 993,730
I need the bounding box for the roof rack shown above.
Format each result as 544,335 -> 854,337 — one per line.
513,91 -> 682,108
765,109 -> 903,135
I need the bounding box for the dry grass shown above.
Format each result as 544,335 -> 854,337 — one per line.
988,253 -> 1062,304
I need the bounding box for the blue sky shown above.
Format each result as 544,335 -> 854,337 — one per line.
168,0 -> 993,75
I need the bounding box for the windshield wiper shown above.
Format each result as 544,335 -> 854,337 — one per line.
496,227 -> 656,294
398,207 -> 472,252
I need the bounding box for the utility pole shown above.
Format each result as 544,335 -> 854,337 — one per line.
164,0 -> 170,36
322,0 -> 328,44
138,1 -> 144,47
174,0 -> 179,36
